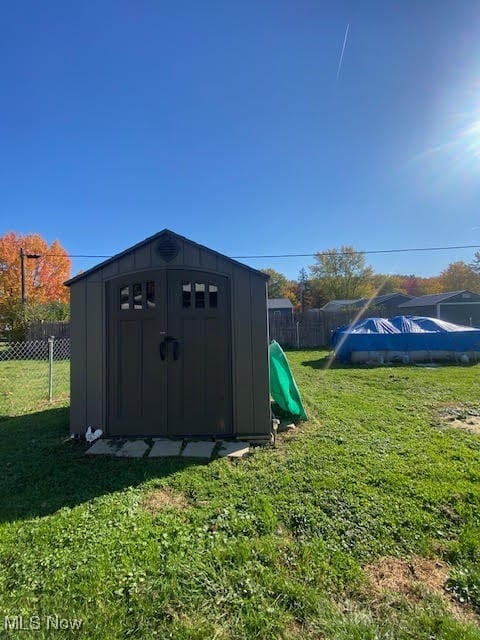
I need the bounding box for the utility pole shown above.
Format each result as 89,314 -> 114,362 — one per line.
20,248 -> 26,319
20,248 -> 41,320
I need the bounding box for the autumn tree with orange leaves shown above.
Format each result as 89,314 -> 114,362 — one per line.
0,232 -> 71,339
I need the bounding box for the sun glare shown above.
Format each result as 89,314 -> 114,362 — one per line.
462,115 -> 480,157
417,98 -> 480,189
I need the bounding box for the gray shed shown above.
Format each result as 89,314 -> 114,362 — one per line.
398,290 -> 480,326
65,230 -> 271,441
268,298 -> 294,324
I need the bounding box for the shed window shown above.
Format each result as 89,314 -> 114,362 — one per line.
133,283 -> 142,309
182,282 -> 191,308
120,286 -> 130,310
195,283 -> 205,308
146,281 -> 155,308
209,285 -> 218,308
182,282 -> 219,309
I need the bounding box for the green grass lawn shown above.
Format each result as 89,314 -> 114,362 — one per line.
0,358 -> 70,417
0,353 -> 479,639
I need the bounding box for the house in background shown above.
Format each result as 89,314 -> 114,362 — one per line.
366,292 -> 413,316
321,293 -> 412,317
398,290 -> 480,326
321,299 -> 364,313
268,298 -> 294,325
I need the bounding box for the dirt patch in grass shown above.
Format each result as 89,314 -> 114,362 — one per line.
285,621 -> 323,639
365,556 -> 448,599
364,556 -> 478,624
449,416 -> 480,435
142,487 -> 189,512
436,404 -> 480,435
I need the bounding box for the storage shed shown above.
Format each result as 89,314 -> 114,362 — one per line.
268,298 -> 294,325
65,230 -> 271,440
398,290 -> 480,326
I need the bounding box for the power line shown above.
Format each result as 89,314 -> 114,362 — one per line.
35,254 -> 112,258
232,245 -> 480,259
5,244 -> 480,261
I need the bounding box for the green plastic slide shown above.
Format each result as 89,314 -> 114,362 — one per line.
269,340 -> 308,422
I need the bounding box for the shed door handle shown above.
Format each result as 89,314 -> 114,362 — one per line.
159,341 -> 167,361
173,340 -> 180,361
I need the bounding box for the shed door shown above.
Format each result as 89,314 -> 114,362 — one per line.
167,270 -> 232,437
107,269 -> 232,437
108,270 -> 168,435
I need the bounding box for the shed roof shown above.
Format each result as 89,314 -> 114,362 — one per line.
267,298 -> 293,309
398,290 -> 479,308
321,299 -> 363,312
65,229 -> 269,286
369,292 -> 412,305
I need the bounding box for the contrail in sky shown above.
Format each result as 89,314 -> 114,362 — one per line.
336,23 -> 350,83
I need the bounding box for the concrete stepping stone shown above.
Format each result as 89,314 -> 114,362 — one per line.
115,440 -> 149,458
278,421 -> 296,433
149,440 -> 183,457
86,439 -> 120,455
181,441 -> 216,458
218,442 -> 250,458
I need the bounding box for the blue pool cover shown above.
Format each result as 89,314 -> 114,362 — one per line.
332,316 -> 480,363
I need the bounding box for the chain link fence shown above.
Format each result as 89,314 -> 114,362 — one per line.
0,338 -> 70,417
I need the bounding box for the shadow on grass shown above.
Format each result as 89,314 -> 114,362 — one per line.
301,356 -> 361,370
300,356 -> 412,370
0,407 -> 201,523
301,355 -> 480,371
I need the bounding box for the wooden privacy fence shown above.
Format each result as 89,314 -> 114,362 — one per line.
25,313 -> 356,349
26,321 -> 70,341
269,310 -> 358,349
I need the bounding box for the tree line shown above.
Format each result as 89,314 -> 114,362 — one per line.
0,232 -> 71,340
262,245 -> 480,310
1,233 -> 479,339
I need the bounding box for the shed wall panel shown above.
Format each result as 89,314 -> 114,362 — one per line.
102,261 -> 119,280
249,277 -> 270,434
183,243 -> 201,268
216,256 -> 234,277
86,269 -> 102,283
117,253 -> 136,275
134,244 -> 152,270
231,269 -> 254,435
200,251 -> 218,272
70,281 -> 87,433
85,280 -> 104,429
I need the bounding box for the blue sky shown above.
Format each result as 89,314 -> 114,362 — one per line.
1,1 -> 480,280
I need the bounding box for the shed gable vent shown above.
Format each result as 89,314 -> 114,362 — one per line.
155,235 -> 180,262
